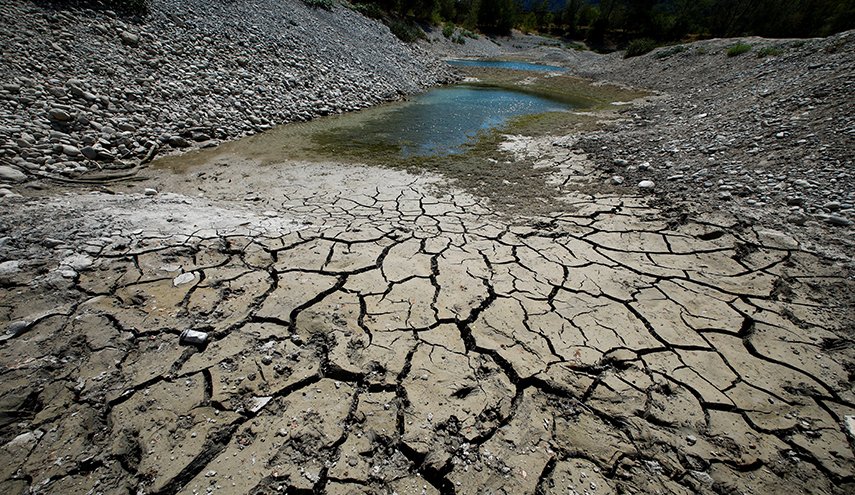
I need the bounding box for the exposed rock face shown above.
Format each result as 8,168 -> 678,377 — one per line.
0,0 -> 456,181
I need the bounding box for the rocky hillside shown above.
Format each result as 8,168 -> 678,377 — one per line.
0,0 -> 455,184
574,33 -> 854,227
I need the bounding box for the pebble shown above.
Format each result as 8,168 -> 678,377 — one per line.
825,215 -> 852,227
0,260 -> 23,276
611,175 -> 625,185
638,180 -> 655,189
787,212 -> 808,225
48,108 -> 72,122
144,188 -> 158,196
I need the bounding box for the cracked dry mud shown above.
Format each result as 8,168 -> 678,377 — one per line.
1,142 -> 854,495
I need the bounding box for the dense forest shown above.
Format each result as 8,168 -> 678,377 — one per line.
354,0 -> 855,45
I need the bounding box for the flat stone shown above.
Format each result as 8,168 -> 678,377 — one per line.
173,272 -> 196,286
48,108 -> 73,122
825,215 -> 852,226
0,166 -> 26,182
120,31 -> 140,47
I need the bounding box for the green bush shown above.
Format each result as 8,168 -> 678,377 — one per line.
352,2 -> 384,19
653,44 -> 686,59
756,46 -> 783,58
388,19 -> 426,43
726,42 -> 752,56
442,22 -> 455,38
462,29 -> 478,39
453,34 -> 465,44
302,0 -> 335,9
624,38 -> 657,59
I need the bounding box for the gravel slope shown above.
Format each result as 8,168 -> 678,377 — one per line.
0,0 -> 455,184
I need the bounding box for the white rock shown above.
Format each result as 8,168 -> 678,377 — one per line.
845,416 -> 855,440
0,260 -> 21,276
611,175 -> 625,185
144,188 -> 158,196
638,180 -> 655,189
248,396 -> 273,414
61,253 -> 94,271
173,272 -> 196,287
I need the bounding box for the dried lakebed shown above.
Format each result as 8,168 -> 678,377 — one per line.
1,67 -> 854,495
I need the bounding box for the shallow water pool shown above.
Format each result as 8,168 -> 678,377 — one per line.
316,84 -> 570,157
447,59 -> 566,72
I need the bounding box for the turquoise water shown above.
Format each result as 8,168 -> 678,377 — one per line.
320,85 -> 570,157
447,59 -> 566,72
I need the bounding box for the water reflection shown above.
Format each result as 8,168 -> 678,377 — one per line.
320,85 -> 569,157
447,59 -> 566,72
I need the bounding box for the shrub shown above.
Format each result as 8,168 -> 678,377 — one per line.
442,22 -> 455,38
624,38 -> 656,59
453,34 -> 465,44
756,46 -> 783,58
302,0 -> 335,9
653,44 -> 686,59
565,41 -> 587,52
352,2 -> 384,19
726,43 -> 752,57
388,19 -> 426,43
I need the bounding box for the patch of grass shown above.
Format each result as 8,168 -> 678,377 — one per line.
302,0 -> 335,9
453,34 -> 465,44
388,19 -> 426,43
456,66 -> 649,108
726,42 -> 752,57
624,38 -> 657,58
462,29 -> 478,39
756,45 -> 784,58
565,41 -> 587,51
653,44 -> 687,59
351,2 -> 384,19
442,22 -> 455,38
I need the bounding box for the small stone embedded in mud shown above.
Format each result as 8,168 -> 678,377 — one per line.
179,329 -> 209,346
248,396 -> 272,413
173,272 -> 196,286
845,416 -> 855,440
